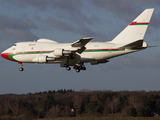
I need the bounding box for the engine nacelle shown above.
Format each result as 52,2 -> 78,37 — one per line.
32,55 -> 55,63
54,48 -> 71,57
54,48 -> 63,57
32,55 -> 47,63
90,60 -> 109,65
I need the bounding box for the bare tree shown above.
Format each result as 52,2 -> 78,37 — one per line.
73,95 -> 82,108
109,96 -> 120,114
128,95 -> 143,109
46,105 -> 61,118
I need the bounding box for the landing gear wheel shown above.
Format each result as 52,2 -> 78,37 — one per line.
19,67 -> 24,71
73,65 -> 78,69
79,66 -> 82,70
82,67 -> 86,71
76,69 -> 80,72
66,67 -> 71,71
64,64 -> 69,67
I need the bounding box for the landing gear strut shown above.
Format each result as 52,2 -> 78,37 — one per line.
18,62 -> 24,71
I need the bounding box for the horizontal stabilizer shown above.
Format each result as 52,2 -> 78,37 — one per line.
121,40 -> 143,48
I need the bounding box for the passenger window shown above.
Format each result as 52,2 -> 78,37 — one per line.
13,44 -> 16,46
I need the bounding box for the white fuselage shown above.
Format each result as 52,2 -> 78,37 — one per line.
1,40 -> 142,66
0,9 -> 153,72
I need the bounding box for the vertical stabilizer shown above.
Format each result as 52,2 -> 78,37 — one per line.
111,8 -> 154,44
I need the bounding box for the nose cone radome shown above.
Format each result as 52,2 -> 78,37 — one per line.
1,51 -> 6,58
1,51 -> 8,59
1,51 -> 15,61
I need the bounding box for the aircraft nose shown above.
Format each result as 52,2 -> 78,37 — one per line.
1,50 -> 8,59
1,50 -> 14,61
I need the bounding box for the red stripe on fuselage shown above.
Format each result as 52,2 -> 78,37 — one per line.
129,21 -> 149,25
85,49 -> 120,51
15,50 -> 54,54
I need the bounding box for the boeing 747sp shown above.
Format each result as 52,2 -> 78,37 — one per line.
1,8 -> 154,72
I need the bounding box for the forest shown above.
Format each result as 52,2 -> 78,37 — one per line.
1,89 -> 160,120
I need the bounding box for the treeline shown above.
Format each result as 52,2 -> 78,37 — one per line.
1,90 -> 160,119
32,89 -> 74,94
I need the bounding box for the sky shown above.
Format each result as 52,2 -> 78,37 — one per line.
0,0 -> 160,94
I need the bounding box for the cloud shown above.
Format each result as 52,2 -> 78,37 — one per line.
1,0 -> 159,41
0,14 -> 37,30
97,54 -> 160,72
2,0 -> 99,34
43,17 -> 74,31
3,0 -> 160,26
43,16 -> 96,37
90,0 -> 160,28
0,29 -> 38,41
115,55 -> 160,69
89,0 -> 142,22
0,14 -> 38,41
3,0 -> 83,11
150,14 -> 160,29
137,0 -> 160,5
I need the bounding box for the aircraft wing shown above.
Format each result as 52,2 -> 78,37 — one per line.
72,37 -> 93,47
71,37 -> 94,53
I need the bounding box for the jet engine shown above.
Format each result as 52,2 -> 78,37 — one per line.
54,48 -> 71,57
38,55 -> 47,63
32,55 -> 55,63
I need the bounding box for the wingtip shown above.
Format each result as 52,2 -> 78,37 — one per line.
83,37 -> 94,39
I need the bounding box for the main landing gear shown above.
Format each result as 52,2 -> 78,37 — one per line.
73,63 -> 86,73
64,63 -> 86,72
64,64 -> 71,71
18,62 -> 24,71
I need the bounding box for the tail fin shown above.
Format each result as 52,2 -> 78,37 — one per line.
111,8 -> 154,45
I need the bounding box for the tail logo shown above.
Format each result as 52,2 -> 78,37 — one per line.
129,21 -> 149,25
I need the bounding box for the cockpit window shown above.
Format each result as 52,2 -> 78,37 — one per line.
13,44 -> 17,46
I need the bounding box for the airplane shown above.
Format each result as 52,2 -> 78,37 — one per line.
1,8 -> 154,72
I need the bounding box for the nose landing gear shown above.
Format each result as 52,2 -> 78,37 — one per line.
19,67 -> 24,71
18,62 -> 24,71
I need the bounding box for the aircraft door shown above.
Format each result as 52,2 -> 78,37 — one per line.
22,48 -> 25,54
21,47 -> 28,62
108,45 -> 115,58
40,48 -> 43,54
108,46 -> 112,53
